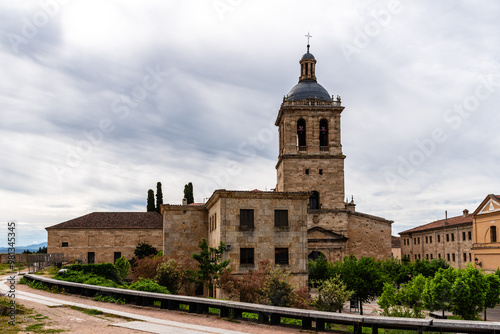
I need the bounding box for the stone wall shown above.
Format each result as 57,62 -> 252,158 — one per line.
47,228 -> 162,263
162,204 -> 208,262
347,212 -> 392,260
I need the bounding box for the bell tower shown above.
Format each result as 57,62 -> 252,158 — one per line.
275,43 -> 346,210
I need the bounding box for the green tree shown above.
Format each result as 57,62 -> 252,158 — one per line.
450,265 -> 487,320
422,267 -> 455,318
184,182 -> 194,204
155,259 -> 186,295
265,264 -> 295,307
114,256 -> 131,281
190,238 -> 230,297
398,274 -> 427,318
340,255 -> 383,315
156,182 -> 163,213
484,273 -> 500,321
308,254 -> 329,285
134,242 -> 159,259
313,275 -> 354,313
147,189 -> 155,212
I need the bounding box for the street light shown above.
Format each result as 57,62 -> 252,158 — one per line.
474,257 -> 482,268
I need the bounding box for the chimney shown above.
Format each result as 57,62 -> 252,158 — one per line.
182,198 -> 187,205
445,211 -> 448,225
463,209 -> 469,217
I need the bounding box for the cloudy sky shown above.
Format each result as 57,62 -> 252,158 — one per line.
1,0 -> 500,247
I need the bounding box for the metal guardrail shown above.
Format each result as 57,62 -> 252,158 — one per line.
23,274 -> 500,334
23,253 -> 66,274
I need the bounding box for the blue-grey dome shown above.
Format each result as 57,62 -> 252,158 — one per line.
301,52 -> 315,60
287,80 -> 330,101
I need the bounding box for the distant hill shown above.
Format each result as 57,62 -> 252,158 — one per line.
0,242 -> 47,254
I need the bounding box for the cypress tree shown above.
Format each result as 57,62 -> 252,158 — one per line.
156,182 -> 163,213
147,189 -> 155,212
184,182 -> 194,204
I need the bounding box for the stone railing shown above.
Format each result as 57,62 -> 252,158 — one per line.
23,274 -> 500,334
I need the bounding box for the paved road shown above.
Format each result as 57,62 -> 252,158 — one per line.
1,274 -> 250,334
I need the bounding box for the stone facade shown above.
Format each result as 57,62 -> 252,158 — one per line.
399,210 -> 473,269
46,212 -> 163,264
472,194 -> 500,272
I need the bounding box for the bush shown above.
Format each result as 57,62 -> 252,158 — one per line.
313,275 -> 354,312
129,278 -> 169,294
134,242 -> 159,259
132,256 -> 163,281
115,256 -> 131,281
67,263 -> 120,282
155,259 -> 186,295
55,269 -> 118,287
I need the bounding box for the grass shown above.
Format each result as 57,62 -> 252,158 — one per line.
0,263 -> 27,276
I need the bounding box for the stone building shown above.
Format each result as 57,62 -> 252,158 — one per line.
46,212 -> 162,264
391,236 -> 401,259
162,44 -> 393,295
472,194 -> 500,272
399,210 -> 473,269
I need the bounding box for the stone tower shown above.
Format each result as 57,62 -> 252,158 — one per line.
275,45 -> 346,210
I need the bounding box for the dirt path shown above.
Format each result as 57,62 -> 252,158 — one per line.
11,282 -> 318,334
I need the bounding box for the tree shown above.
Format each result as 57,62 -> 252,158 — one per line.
398,274 -> 427,318
450,265 -> 487,320
155,259 -> 186,295
147,189 -> 155,212
156,182 -> 163,213
114,256 -> 131,281
36,246 -> 47,254
422,267 -> 455,318
339,255 -> 383,315
184,182 -> 194,204
134,242 -> 159,259
190,238 -> 230,297
484,273 -> 500,321
313,275 -> 354,312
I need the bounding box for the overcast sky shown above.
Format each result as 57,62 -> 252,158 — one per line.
1,0 -> 500,247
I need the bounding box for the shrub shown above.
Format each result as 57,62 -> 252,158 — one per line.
134,242 -> 159,259
67,263 -> 119,282
132,256 -> 163,281
155,259 -> 186,295
313,275 -> 354,313
129,278 -> 169,294
115,256 -> 131,281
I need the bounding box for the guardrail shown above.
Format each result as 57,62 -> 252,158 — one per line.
23,274 -> 500,333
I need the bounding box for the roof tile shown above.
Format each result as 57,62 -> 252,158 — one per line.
45,212 -> 162,230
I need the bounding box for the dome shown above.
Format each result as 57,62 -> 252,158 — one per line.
301,52 -> 315,60
286,80 -> 330,101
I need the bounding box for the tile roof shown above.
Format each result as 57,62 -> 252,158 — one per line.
45,212 -> 163,230
399,214 -> 472,235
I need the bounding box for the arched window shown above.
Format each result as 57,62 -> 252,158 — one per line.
309,191 -> 319,210
297,119 -> 306,148
308,251 -> 326,261
319,119 -> 328,148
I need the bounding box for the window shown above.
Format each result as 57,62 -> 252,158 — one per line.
305,169 -> 309,175
319,169 -> 323,175
463,253 -> 467,262
88,252 -> 95,264
451,233 -> 454,242
319,119 -> 329,147
240,209 -> 254,228
437,235 -> 441,243
114,252 -> 122,263
61,242 -> 68,247
462,232 -> 466,241
240,248 -> 254,265
414,238 -> 416,245
491,226 -> 497,243
418,237 -> 420,245
452,253 -> 456,262
274,210 -> 289,227
447,253 -> 450,261
414,254 -> 417,260
438,253 -> 441,259
418,254 -> 421,259
426,254 -> 429,260
309,191 -> 319,210
430,254 -> 433,260
297,119 -> 306,147
275,248 -> 289,265
446,234 -> 449,242
469,253 -> 472,262
468,231 -> 472,240
425,236 -> 428,244
429,236 -> 432,243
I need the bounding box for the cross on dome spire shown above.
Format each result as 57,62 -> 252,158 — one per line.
305,32 -> 312,52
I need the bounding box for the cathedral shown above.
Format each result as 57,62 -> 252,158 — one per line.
47,43 -> 393,293
162,44 -> 393,290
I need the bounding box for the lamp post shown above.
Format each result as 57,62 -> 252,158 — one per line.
474,257 -> 482,268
